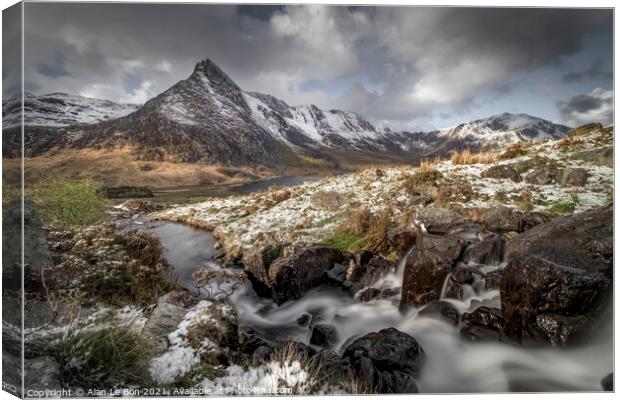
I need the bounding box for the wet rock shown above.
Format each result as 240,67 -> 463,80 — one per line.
342,327 -> 424,393
443,265 -> 481,300
296,313 -> 312,327
240,330 -> 277,356
310,324 -> 338,348
325,263 -> 347,284
24,356 -> 61,391
314,349 -> 342,370
501,248 -> 611,346
483,268 -> 504,290
243,244 -> 285,296
268,246 -> 345,304
462,233 -> 505,265
145,301 -> 188,356
418,301 -> 460,326
534,314 -> 591,347
460,307 -> 505,342
358,287 -> 400,302
601,373 -> 613,391
416,207 -> 466,234
387,228 -> 416,255
347,254 -> 394,294
570,146 -> 613,167
523,167 -> 559,185
504,207 -> 612,266
482,206 -> 523,233
481,165 -> 522,182
446,222 -> 485,241
558,167 -> 588,186
520,212 -> 550,231
400,234 -> 467,310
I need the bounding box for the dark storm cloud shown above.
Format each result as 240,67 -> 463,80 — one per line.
562,59 -> 613,83
18,4 -> 613,124
564,94 -> 602,113
558,88 -> 612,126
36,55 -> 71,79
237,5 -> 284,20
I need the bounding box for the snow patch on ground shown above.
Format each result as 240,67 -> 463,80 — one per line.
149,300 -> 231,385
200,361 -> 311,395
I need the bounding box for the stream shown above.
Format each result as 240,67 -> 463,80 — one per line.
116,177 -> 612,393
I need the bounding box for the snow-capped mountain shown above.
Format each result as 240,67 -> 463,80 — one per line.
420,113 -> 571,154
58,59 -> 299,166
3,59 -> 573,167
2,92 -> 139,129
243,91 -> 409,152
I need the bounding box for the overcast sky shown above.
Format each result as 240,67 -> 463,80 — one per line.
11,3 -> 614,129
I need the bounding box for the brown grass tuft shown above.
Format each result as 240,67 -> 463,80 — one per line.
450,148 -> 496,165
498,142 -> 530,160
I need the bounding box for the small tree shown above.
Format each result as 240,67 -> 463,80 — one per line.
30,177 -> 109,226
193,268 -> 246,299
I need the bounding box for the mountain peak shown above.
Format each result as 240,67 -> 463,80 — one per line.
193,59 -> 229,80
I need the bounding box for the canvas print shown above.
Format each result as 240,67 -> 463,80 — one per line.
1,2 -> 614,397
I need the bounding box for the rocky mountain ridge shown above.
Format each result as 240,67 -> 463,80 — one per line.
3,59 -> 572,170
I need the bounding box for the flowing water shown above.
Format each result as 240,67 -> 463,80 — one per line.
117,213 -> 612,393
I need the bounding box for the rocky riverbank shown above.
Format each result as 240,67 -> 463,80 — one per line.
9,123 -> 614,395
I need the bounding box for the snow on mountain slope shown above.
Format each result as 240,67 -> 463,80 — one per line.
421,112 -> 571,152
2,92 -> 139,129
243,91 -> 402,152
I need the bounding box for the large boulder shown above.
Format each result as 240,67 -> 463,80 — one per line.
501,208 -> 612,346
501,254 -> 610,346
503,207 -> 612,264
242,244 -> 285,297
460,307 -> 505,342
481,206 -> 523,233
310,324 -> 338,348
342,327 -> 424,393
268,246 -> 345,304
480,165 -> 522,182
346,252 -> 394,294
570,146 -> 613,167
415,208 -> 466,234
400,234 -> 467,310
462,233 -> 505,265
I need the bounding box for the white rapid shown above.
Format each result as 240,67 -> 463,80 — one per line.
120,218 -> 612,393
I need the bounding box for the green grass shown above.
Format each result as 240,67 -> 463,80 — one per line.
53,326 -> 154,389
548,193 -> 580,215
29,177 -> 109,226
319,231 -> 363,252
